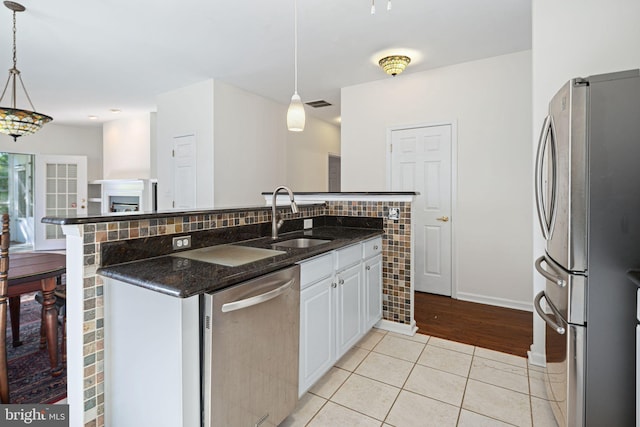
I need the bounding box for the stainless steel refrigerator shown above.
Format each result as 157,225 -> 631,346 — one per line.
534,69 -> 640,426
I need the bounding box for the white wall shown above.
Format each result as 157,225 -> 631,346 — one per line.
103,114 -> 151,179
0,123 -> 103,180
286,115 -> 340,192
156,78 -> 340,209
156,79 -> 215,210
212,81 -> 287,207
529,0 -> 640,364
341,50 -> 533,309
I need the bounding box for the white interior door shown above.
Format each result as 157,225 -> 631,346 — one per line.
390,125 -> 453,295
34,155 -> 88,251
173,134 -> 196,209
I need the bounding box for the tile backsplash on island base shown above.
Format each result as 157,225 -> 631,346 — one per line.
76,200 -> 411,427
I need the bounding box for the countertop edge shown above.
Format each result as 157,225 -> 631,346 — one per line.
42,203 -> 326,225
98,228 -> 384,298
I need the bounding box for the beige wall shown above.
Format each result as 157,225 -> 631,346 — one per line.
103,114 -> 151,180
286,115 -> 340,192
0,123 -> 103,180
156,79 -> 215,209
212,81 -> 287,207
341,50 -> 533,310
530,0 -> 640,363
155,79 -> 340,209
213,81 -> 341,206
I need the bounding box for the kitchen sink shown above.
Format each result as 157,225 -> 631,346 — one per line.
272,238 -> 331,249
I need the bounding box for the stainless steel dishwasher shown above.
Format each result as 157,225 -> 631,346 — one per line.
202,265 -> 300,427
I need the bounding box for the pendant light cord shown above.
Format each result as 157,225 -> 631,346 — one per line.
11,10 -> 17,70
1,7 -> 37,111
293,0 -> 298,93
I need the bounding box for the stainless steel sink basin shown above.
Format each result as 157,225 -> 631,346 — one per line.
272,238 -> 331,249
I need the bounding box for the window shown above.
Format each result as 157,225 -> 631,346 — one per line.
0,152 -> 35,251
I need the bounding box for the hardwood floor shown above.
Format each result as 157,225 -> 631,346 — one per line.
414,292 -> 533,357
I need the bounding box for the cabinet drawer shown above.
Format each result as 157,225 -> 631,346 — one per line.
299,253 -> 333,289
335,244 -> 361,271
363,237 -> 382,259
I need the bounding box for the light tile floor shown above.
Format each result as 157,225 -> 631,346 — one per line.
280,329 -> 559,427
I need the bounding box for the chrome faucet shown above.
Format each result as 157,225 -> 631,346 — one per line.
272,186 -> 298,239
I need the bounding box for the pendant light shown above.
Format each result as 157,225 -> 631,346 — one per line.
287,0 -> 305,132
0,1 -> 52,141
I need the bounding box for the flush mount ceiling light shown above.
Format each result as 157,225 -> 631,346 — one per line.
286,0 -> 305,132
0,1 -> 52,141
378,55 -> 411,76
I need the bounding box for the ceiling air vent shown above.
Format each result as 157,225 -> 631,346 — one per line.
305,100 -> 332,108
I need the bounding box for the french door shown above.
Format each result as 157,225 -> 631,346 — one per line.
34,155 -> 88,250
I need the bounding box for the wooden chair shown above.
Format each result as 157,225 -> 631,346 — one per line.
35,282 -> 66,365
0,213 -> 10,403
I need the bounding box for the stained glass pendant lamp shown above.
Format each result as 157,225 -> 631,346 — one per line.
0,1 -> 52,142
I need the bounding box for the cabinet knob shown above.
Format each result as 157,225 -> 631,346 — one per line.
366,265 -> 371,271
331,282 -> 337,288
373,245 -> 379,250
338,278 -> 344,285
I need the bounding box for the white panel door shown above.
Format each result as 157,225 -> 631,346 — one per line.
34,155 -> 88,250
173,134 -> 196,209
391,125 -> 452,295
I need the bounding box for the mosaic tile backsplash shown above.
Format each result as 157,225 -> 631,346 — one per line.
78,201 -> 411,427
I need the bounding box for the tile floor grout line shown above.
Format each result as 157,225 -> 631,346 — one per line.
285,330 -> 558,426
453,343 -> 476,426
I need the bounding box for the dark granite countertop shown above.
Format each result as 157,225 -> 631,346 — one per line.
98,226 -> 383,298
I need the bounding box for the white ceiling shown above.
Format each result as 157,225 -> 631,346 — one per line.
0,0 -> 531,127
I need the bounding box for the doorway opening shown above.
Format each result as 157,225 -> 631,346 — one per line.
0,152 -> 35,252
328,154 -> 341,192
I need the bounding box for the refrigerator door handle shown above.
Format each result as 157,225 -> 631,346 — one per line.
534,255 -> 566,288
534,291 -> 566,335
535,114 -> 558,240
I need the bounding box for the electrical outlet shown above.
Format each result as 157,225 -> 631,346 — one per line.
304,218 -> 313,229
172,235 -> 192,250
388,207 -> 400,220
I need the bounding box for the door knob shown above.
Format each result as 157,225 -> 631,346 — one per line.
436,216 -> 449,222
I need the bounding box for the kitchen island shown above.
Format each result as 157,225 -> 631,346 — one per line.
43,192 -> 414,426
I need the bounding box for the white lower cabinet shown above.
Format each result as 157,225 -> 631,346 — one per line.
364,253 -> 383,330
335,263 -> 363,359
299,275 -> 334,397
298,237 -> 382,397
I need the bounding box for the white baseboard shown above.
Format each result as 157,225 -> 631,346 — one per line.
456,291 -> 533,312
528,344 -> 546,367
376,319 -> 418,336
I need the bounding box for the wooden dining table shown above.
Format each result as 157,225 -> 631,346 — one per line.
6,252 -> 66,375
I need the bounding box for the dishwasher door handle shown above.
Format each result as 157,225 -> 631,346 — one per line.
221,279 -> 294,313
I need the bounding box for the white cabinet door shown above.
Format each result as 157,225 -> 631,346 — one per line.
299,276 -> 334,397
364,254 -> 383,330
335,263 -> 362,359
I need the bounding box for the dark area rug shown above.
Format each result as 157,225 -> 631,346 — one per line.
5,292 -> 67,404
